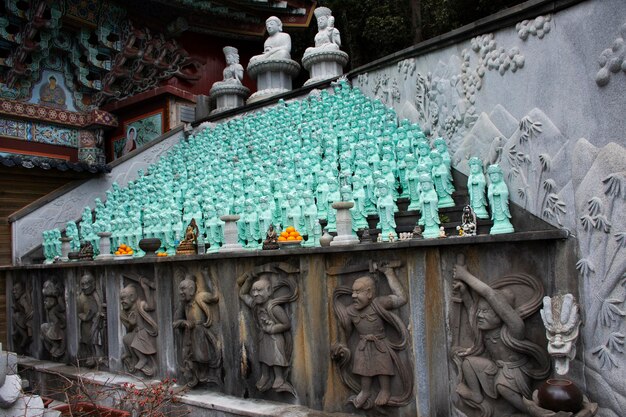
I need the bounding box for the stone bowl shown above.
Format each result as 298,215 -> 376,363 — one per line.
139,238 -> 161,256
278,240 -> 302,249
114,254 -> 133,261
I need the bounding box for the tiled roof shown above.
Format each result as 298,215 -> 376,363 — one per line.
0,154 -> 110,173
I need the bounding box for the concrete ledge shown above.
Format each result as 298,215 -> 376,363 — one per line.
0,229 -> 569,271
18,357 -> 357,417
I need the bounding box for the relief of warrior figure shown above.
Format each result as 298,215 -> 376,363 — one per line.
173,267 -> 222,387
120,276 -> 158,377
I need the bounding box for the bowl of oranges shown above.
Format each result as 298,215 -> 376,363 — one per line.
278,226 -> 303,248
114,243 -> 134,259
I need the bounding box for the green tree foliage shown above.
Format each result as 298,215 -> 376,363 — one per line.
303,0 -> 526,68
317,0 -> 413,68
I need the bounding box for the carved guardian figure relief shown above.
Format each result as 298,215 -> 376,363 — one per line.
41,279 -> 66,360
331,260 -> 414,410
77,271 -> 106,367
173,266 -> 223,388
237,263 -> 299,396
11,280 -> 32,355
451,255 -> 550,417
120,274 -> 158,377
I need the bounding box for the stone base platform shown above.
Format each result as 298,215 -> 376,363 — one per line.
302,50 -> 349,86
246,59 -> 300,104
19,357 -> 354,417
209,82 -> 250,114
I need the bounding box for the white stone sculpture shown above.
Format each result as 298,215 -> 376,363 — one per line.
0,344 -> 57,416
247,17 -> 300,103
305,7 -> 341,55
302,7 -> 349,86
250,16 -> 292,63
209,46 -> 250,114
541,294 -> 581,375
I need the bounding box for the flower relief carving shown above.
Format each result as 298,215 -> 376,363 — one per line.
516,15 -> 552,40
595,22 -> 626,87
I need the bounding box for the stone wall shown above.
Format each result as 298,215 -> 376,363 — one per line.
10,126 -> 185,265
350,1 -> 626,415
2,234 -> 566,416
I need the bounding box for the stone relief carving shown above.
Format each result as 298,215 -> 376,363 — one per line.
11,280 -> 33,355
454,105 -> 575,231
331,261 -> 413,410
373,73 -> 400,105
516,15 -> 552,40
237,263 -> 299,395
173,266 -> 222,388
572,140 -> 626,405
41,278 -> 66,360
355,73 -> 369,89
397,58 -> 416,80
541,294 -> 581,376
120,274 -> 158,377
594,22 -> 626,87
451,256 -> 550,417
77,271 -> 106,367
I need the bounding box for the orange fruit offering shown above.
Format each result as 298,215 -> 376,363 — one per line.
278,236 -> 287,241
116,243 -> 134,255
285,226 -> 295,233
280,231 -> 289,238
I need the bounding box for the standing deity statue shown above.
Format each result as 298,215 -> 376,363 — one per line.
419,174 -> 440,238
430,150 -> 455,208
487,164 -> 514,234
240,199 -> 261,249
405,154 -> 421,211
468,157 -> 489,219
325,179 -> 341,233
301,191 -> 318,247
451,259 -> 550,416
433,137 -> 452,171
77,272 -> 106,367
331,262 -> 414,409
41,279 -> 66,360
249,17 -> 292,64
120,277 -> 158,377
173,269 -> 222,388
66,221 -> 80,252
11,281 -> 32,354
221,46 -> 244,84
237,266 -> 298,395
376,180 -> 398,241
350,178 -> 369,233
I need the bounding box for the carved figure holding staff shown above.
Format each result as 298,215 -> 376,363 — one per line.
120,275 -> 158,377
